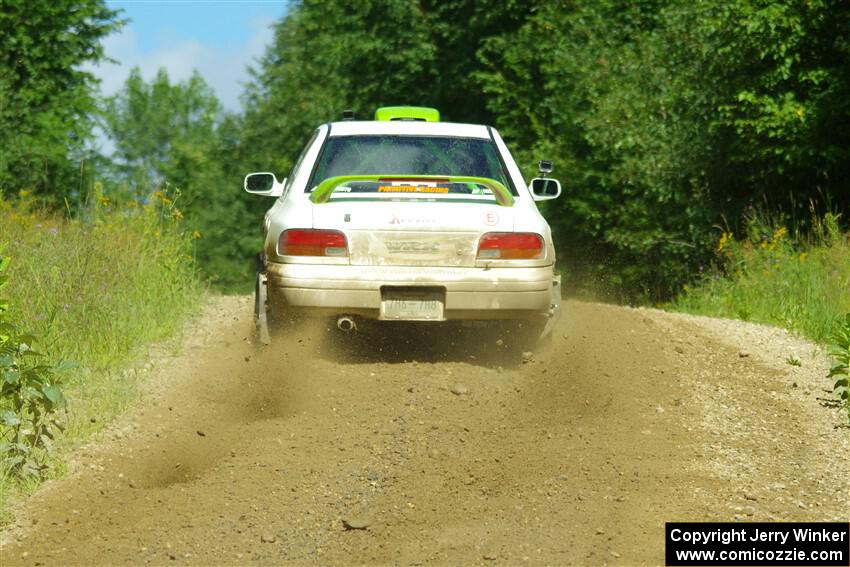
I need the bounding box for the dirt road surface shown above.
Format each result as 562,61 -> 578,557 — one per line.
2,298 -> 848,566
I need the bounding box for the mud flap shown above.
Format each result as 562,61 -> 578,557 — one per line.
540,274 -> 562,340
254,256 -> 271,346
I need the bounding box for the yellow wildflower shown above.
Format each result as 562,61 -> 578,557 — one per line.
98,195 -> 110,206
773,226 -> 788,241
192,230 -> 202,239
798,252 -> 808,263
171,208 -> 183,220
716,231 -> 733,253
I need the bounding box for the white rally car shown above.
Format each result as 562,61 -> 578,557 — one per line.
244,106 -> 562,347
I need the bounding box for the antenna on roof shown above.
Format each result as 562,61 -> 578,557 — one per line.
342,109 -> 355,121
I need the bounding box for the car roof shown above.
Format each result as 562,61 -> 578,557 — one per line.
327,120 -> 491,139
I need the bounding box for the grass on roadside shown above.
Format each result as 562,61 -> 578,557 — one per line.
673,211 -> 849,345
0,188 -> 202,520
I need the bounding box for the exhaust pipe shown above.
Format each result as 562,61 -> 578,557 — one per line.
336,315 -> 356,333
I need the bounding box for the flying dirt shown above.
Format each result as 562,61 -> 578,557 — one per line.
2,297 -> 848,566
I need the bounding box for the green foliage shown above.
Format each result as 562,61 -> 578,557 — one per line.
674,212 -> 850,344
0,256 -> 67,479
827,314 -> 850,424
0,0 -> 122,199
475,0 -> 850,299
711,1 -> 850,184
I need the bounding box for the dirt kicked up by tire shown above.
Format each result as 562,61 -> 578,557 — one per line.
2,297 -> 848,566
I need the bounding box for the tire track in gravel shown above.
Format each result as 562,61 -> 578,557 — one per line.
1,298 -> 847,566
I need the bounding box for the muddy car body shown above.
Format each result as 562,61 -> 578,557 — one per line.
245,107 -> 562,344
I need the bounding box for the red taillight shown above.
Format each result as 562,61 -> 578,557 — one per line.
279,229 -> 348,257
477,232 -> 544,260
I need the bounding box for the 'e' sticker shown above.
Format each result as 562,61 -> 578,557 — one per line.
485,212 -> 499,226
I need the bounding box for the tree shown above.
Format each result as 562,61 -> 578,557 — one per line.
476,0 -> 850,298
0,0 -> 122,199
240,0 -> 538,177
240,0 -> 438,178
102,68 -> 259,289
102,68 -> 220,198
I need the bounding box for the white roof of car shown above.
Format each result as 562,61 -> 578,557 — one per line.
328,120 -> 491,139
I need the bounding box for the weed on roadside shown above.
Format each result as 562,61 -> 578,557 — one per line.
0,256 -> 70,479
827,314 -> 850,425
0,188 -> 201,519
674,211 -> 850,344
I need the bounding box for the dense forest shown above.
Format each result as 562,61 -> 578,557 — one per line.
2,0 -> 849,298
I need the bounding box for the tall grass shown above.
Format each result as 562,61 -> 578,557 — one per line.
673,211 -> 850,344
0,188 -> 202,517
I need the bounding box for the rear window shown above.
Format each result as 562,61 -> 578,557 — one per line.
307,135 -> 516,195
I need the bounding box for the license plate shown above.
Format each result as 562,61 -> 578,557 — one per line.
380,288 -> 445,321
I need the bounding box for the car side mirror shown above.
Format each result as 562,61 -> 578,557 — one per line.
530,177 -> 561,201
244,172 -> 285,197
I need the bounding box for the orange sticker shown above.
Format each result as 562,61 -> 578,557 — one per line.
378,185 -> 449,194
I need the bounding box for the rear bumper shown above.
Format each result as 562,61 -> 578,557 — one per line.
265,262 -> 557,321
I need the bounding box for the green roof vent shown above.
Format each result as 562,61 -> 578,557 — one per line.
374,106 -> 440,122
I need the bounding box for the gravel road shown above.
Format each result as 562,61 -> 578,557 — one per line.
2,297 -> 848,566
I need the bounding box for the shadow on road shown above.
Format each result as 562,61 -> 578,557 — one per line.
305,319 -> 536,368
